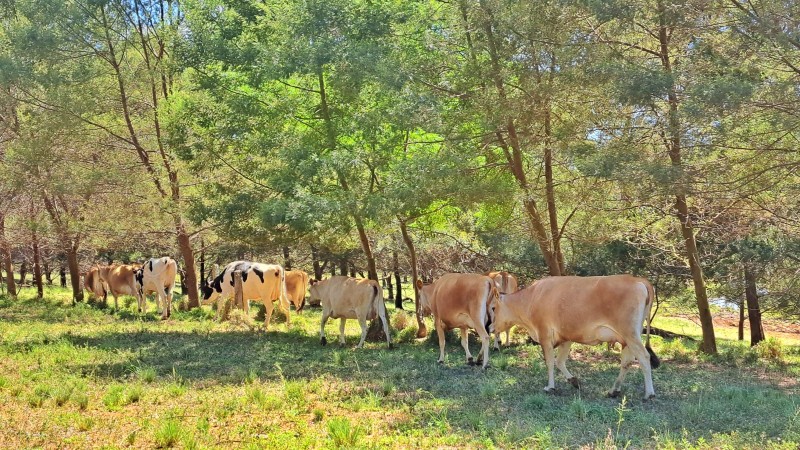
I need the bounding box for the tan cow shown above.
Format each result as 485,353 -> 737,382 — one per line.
309,276 -> 392,349
491,275 -> 660,399
135,257 -> 178,319
83,266 -> 106,302
97,264 -> 141,310
200,261 -> 291,330
285,269 -> 309,312
416,273 -> 496,368
487,271 -> 519,348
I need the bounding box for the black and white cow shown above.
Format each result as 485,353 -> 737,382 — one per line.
200,261 -> 291,330
134,257 -> 178,319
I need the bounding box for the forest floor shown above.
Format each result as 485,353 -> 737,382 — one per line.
1,286 -> 798,449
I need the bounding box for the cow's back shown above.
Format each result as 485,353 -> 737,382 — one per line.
285,270 -> 309,306
430,273 -> 492,326
529,275 -> 649,343
320,276 -> 378,318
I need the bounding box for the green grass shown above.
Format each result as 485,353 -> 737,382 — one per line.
0,286 -> 798,448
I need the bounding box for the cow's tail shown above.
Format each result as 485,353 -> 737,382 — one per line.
372,283 -> 392,348
299,271 -> 308,312
644,281 -> 661,369
484,279 -> 499,333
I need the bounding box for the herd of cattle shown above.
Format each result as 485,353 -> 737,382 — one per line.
83,259 -> 660,399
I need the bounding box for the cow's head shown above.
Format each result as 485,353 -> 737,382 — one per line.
200,275 -> 221,305
491,294 -> 514,335
415,279 -> 434,316
308,278 -> 325,305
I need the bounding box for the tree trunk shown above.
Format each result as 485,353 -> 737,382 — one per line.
19,261 -> 27,285
283,246 -> 291,270
0,214 -> 16,297
657,1 -> 716,353
393,250 -> 403,309
330,262 -> 336,277
32,229 -> 44,299
175,220 -> 199,308
312,245 -> 324,280
353,216 -> 378,281
400,219 -> 427,337
59,267 -> 67,288
339,258 -> 347,276
744,265 -> 765,346
199,238 -> 205,282
66,246 -> 83,303
477,1 -> 564,276
738,295 -> 745,341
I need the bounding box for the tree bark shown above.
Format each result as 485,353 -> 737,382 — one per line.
744,265 -> 765,346
66,246 -> 83,303
738,295 -> 745,341
199,238 -> 205,282
59,267 -> 67,288
18,261 -> 27,285
400,219 -> 427,337
311,245 -> 324,280
0,214 -> 16,297
176,220 -> 199,308
283,246 -> 291,270
339,257 -> 347,276
393,250 -> 403,309
32,227 -> 44,299
657,0 -> 716,353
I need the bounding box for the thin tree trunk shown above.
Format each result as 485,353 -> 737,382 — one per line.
353,216 -> 378,281
339,258 -> 347,276
283,246 -> 291,270
32,229 -> 43,299
0,214 -> 16,297
312,245 -> 323,280
66,246 -> 83,303
657,0 -> 716,353
59,267 -> 67,288
744,265 -> 765,346
738,295 -> 745,341
200,238 -> 205,282
176,220 -> 199,308
19,261 -> 27,285
43,261 -> 53,285
400,219 -> 426,337
393,250 -> 402,309
478,1 -> 563,276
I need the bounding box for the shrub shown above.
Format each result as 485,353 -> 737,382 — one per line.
327,417 -> 364,448
751,337 -> 784,362
136,366 -> 157,383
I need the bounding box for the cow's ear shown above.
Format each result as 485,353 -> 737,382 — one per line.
415,279 -> 423,290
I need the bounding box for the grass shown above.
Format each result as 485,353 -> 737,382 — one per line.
0,285 -> 798,448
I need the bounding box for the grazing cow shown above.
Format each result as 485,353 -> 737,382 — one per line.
416,273 -> 496,368
309,276 -> 392,349
134,257 -> 178,319
487,271 -> 519,348
491,275 -> 660,399
83,266 -> 107,302
285,269 -> 310,312
200,261 -> 291,330
97,264 -> 140,310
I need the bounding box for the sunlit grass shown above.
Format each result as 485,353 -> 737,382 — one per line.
0,286 -> 797,448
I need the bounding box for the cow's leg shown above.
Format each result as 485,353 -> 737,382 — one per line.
628,340 -> 655,399
357,317 -> 369,348
556,342 -> 578,388
380,312 -> 393,349
475,325 -> 491,369
113,293 -> 119,310
263,301 -> 274,330
609,345 -> 636,398
504,330 -> 510,346
340,318 -> 348,346
164,287 -> 172,319
541,338 -> 557,393
435,318 -> 446,364
460,327 -> 475,364
320,307 -> 331,345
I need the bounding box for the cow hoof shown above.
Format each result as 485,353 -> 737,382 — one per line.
568,377 -> 580,389
644,394 -> 656,401
466,358 -> 476,366
482,364 -> 491,370
388,343 -> 394,350
543,387 -> 557,395
321,337 -> 328,346
437,359 -> 444,365
607,390 -> 621,398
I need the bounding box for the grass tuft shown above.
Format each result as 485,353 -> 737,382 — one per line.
327,417 -> 364,448
154,419 -> 182,448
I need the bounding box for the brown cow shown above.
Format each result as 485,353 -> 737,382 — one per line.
97,264 -> 141,310
491,275 -> 660,399
83,266 -> 106,302
285,269 -> 309,312
309,276 -> 392,349
487,271 -> 519,348
416,273 -> 496,368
